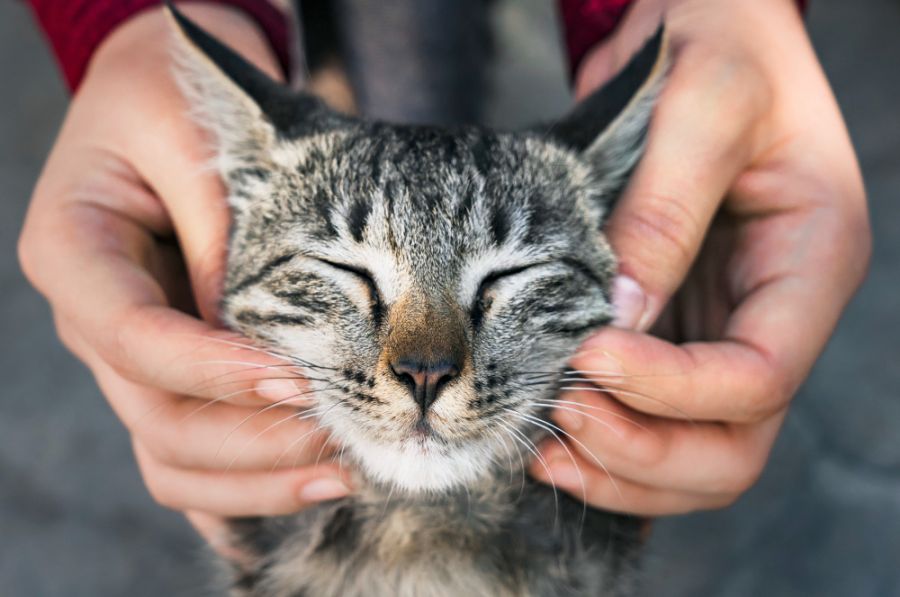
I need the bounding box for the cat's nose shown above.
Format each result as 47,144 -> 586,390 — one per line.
390,357 -> 460,413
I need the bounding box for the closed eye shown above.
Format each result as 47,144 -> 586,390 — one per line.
313,258 -> 384,324
470,259 -> 606,329
471,263 -> 544,329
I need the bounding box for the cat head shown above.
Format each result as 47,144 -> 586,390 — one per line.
168,5 -> 667,493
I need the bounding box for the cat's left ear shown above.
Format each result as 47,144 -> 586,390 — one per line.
166,2 -> 342,170
547,25 -> 669,200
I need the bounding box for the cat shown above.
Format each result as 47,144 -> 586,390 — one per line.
167,4 -> 667,596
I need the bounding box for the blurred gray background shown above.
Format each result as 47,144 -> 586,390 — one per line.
1,0 -> 898,595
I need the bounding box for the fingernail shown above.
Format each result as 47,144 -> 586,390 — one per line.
569,346 -> 624,379
256,379 -> 306,403
298,478 -> 350,503
611,275 -> 647,330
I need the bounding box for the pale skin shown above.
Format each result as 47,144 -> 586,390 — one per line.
18,0 -> 869,548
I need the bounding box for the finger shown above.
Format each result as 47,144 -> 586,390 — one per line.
134,397 -> 333,473
135,442 -> 351,517
718,191 -> 870,414
545,387 -> 784,494
89,355 -> 331,471
569,326 -> 800,423
530,445 -> 728,516
604,47 -> 769,330
575,192 -> 867,425
57,303 -> 300,416
113,307 -> 315,404
27,200 -> 305,402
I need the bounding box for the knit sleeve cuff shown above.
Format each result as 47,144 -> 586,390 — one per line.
26,0 -> 292,92
558,0 -> 809,78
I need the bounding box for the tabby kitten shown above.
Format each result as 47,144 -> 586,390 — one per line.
168,5 -> 667,596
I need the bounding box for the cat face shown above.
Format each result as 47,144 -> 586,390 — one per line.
168,6 -> 666,492
220,125 -> 617,490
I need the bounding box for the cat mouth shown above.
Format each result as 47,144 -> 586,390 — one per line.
399,419 -> 443,453
401,423 -> 434,452
350,421 -> 486,491
413,417 -> 433,438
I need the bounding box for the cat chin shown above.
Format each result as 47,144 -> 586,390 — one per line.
348,434 -> 492,493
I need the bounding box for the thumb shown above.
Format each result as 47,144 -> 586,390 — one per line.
604,53 -> 764,330
112,4 -> 284,322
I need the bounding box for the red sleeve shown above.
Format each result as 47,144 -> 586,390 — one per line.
26,0 -> 292,92
558,0 -> 809,76
558,0 -> 635,78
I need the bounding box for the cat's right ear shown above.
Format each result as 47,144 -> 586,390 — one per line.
546,25 -> 669,205
166,2 -> 340,170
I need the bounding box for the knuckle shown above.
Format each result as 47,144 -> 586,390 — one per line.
140,427 -> 182,468
618,193 -> 700,266
136,407 -> 198,468
708,492 -> 742,510
746,372 -> 792,422
136,456 -> 181,510
663,46 -> 772,156
731,351 -> 793,424
730,462 -> 765,495
803,202 -> 872,303
101,306 -> 146,383
844,209 -> 873,290
17,221 -> 45,292
619,421 -> 667,468
52,314 -> 83,357
678,45 -> 772,120
714,453 -> 766,497
742,395 -> 780,425
145,478 -> 179,510
858,224 -> 874,274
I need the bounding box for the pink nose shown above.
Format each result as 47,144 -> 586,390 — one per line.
390,358 -> 460,412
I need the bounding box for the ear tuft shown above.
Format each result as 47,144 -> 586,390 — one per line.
165,2 -> 345,175
166,1 -> 278,173
548,24 -> 669,203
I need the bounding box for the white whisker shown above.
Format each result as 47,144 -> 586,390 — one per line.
496,419 -> 560,526
510,410 -> 624,507
557,385 -> 694,421
527,402 -> 629,439
503,408 -> 589,525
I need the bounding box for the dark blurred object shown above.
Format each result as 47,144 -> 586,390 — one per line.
296,0 -> 492,125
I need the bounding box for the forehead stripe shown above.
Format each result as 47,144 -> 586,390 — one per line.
489,205 -> 511,246
347,198 -> 372,242
228,252 -> 296,294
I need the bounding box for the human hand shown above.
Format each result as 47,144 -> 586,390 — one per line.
18,5 -> 350,548
532,0 -> 870,514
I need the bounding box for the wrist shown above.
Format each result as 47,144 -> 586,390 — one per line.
28,0 -> 290,91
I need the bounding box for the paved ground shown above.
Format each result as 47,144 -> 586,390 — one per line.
1,1 -> 898,596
